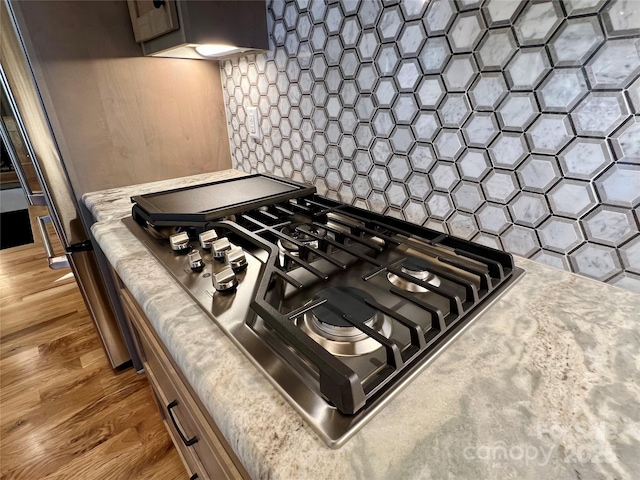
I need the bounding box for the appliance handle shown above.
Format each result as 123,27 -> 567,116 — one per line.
36,215 -> 70,270
166,400 -> 198,447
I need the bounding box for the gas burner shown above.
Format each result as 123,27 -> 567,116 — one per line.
278,223 -> 329,254
387,257 -> 441,293
298,287 -> 392,356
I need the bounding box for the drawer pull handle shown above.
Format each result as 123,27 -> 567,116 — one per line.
167,399 -> 198,446
189,474 -> 198,480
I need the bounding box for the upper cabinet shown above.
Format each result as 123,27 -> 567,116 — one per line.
126,0 -> 269,60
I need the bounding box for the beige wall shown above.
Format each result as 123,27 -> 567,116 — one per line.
12,0 -> 231,198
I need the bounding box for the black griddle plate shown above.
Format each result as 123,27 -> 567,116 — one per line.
130,174 -> 316,227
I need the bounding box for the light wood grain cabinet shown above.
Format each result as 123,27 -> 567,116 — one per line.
116,276 -> 249,480
127,0 -> 179,42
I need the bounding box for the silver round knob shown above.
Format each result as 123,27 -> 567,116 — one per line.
169,232 -> 190,253
211,237 -> 231,260
188,250 -> 205,271
225,246 -> 247,271
212,266 -> 237,292
199,229 -> 218,250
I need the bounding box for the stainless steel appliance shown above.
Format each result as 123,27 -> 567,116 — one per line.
0,0 -> 134,369
124,174 -> 525,447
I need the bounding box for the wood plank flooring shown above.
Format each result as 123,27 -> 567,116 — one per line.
0,242 -> 186,479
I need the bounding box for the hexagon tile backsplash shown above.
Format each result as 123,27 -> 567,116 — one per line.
220,0 -> 640,293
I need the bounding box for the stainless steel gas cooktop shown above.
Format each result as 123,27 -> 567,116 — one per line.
123,174 -> 525,448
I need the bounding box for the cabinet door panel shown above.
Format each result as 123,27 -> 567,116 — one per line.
127,0 -> 179,42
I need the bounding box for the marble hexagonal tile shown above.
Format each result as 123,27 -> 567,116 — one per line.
501,225 -> 541,257
390,126 -> 415,154
505,47 -> 551,91
340,17 -> 361,49
356,95 -> 376,121
603,0 -> 640,37
620,236 -> 640,274
408,143 -> 436,173
610,272 -> 640,294
340,50 -> 359,79
538,217 -> 584,254
434,129 -> 464,160
388,155 -> 411,182
508,192 -> 550,228
473,232 -> 502,249
357,30 -> 379,62
374,78 -> 398,108
419,37 -> 451,74
489,133 -> 528,169
517,156 -> 561,193
476,203 -> 511,235
339,159 -> 356,183
338,183 -> 355,204
537,69 -> 588,113
438,94 -> 472,128
398,21 -> 426,58
443,55 -> 478,93
372,109 -> 394,137
610,117 -> 640,164
423,0 -> 456,36
371,138 -> 393,164
355,123 -> 374,148
482,0 -> 525,27
526,115 -> 573,155
429,161 -> 460,192
407,172 -> 431,200
448,11 -> 485,53
353,150 -> 373,174
448,212 -> 479,240
339,109 -> 358,135
476,27 -> 518,71
496,93 -> 539,132
403,199 -> 429,225
369,165 -> 391,191
339,135 -> 357,159
570,243 -> 622,281
482,170 -> 519,204
356,63 -> 377,93
367,191 -> 388,214
452,181 -> 485,212
469,73 -> 508,111
531,249 -> 571,271
458,148 -> 491,181
396,60 -> 422,92
627,75 -> 640,114
548,17 -> 604,67
562,0 -> 607,16
426,191 -> 454,220
582,206 -> 638,247
425,218 -> 449,234
548,180 -> 597,219
558,138 -> 613,180
401,0 -> 429,20
393,94 -> 419,125
385,182 -> 409,209
412,112 -> 441,143
462,113 -> 499,148
377,6 -> 403,42
514,1 -> 563,46
325,37 -> 342,66
595,164 -> 640,208
585,39 -> 640,89
375,44 -> 400,77
571,92 -> 629,137
340,80 -> 358,107
357,0 -> 381,28
416,76 -> 445,110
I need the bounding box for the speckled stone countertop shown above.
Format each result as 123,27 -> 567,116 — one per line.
84,170 -> 640,480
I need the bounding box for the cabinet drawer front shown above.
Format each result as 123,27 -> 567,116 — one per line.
120,289 -> 240,480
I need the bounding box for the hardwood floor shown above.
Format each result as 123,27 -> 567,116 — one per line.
0,242 -> 186,479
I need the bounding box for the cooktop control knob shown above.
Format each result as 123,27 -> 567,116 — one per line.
225,246 -> 247,271
199,229 -> 218,250
169,232 -> 190,253
188,250 -> 205,272
212,266 -> 237,293
211,237 -> 231,260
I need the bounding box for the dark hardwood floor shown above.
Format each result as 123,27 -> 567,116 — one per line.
0,242 -> 186,479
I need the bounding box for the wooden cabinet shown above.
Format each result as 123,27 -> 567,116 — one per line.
126,0 -> 269,60
127,0 -> 179,42
116,275 -> 249,480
